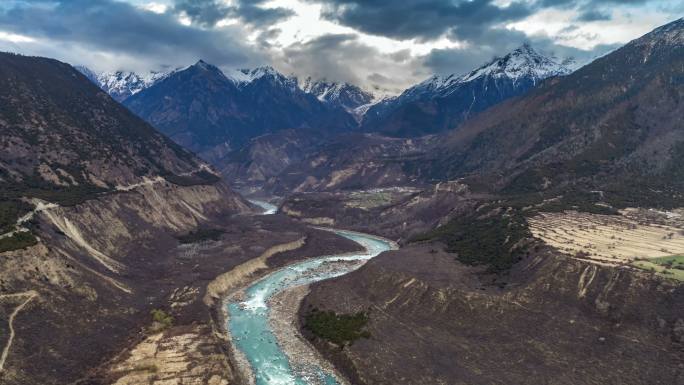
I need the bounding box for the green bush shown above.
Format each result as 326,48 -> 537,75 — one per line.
304,309 -> 371,347
0,231 -> 38,253
150,309 -> 173,330
0,200 -> 34,234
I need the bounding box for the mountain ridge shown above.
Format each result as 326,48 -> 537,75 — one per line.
122,60 -> 358,162
361,44 -> 572,136
410,17 -> 684,208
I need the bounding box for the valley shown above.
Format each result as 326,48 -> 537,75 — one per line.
0,12 -> 683,385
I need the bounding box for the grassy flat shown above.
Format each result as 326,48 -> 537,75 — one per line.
632,258 -> 684,282
650,254 -> 684,265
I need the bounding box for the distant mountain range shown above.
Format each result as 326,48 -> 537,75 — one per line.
77,63 -> 375,111
120,61 -> 357,162
75,66 -> 178,102
77,44 -> 570,140
362,44 -> 572,136
77,44 -> 578,189
407,18 -> 684,208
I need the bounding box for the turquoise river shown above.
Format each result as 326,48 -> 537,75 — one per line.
226,200 -> 393,385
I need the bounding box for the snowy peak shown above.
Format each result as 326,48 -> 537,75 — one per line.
404,44 -> 571,101
361,44 -> 573,136
192,59 -> 220,72
76,66 -> 175,102
300,77 -> 374,110
461,43 -> 571,82
246,66 -> 282,80
226,66 -> 285,83
223,65 -> 298,91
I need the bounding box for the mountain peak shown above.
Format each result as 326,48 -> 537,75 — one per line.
76,66 -> 178,102
300,77 -> 375,111
191,59 -> 221,73
513,42 -> 535,55
461,44 -> 571,82
248,66 -> 283,80
635,17 -> 684,47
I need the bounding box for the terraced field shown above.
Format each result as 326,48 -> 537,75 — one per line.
528,211 -> 684,280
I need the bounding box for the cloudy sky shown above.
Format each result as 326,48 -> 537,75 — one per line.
0,0 -> 681,93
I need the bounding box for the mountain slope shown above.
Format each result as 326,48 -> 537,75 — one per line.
123,61 -> 357,162
280,20 -> 684,385
362,44 -> 571,137
415,18 -> 684,208
0,53 -> 216,199
0,51 -> 258,385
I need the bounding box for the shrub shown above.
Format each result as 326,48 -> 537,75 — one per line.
0,231 -> 38,253
411,209 -> 531,273
304,309 -> 371,347
150,309 -> 173,331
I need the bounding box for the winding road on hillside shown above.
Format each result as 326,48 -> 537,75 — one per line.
0,291 -> 38,372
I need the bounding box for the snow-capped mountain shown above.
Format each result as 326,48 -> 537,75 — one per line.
122,60 -> 357,161
224,65 -> 298,89
401,43 -> 570,104
76,66 -> 175,102
362,44 -> 572,137
300,77 -> 374,111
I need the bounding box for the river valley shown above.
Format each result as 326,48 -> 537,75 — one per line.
226,200 -> 395,385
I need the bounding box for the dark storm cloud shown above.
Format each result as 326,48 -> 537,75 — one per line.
173,0 -> 294,27
306,0 -> 638,79
576,8 -> 612,21
173,0 -> 231,26
424,30 -> 620,77
236,3 -> 295,26
314,0 -> 534,41
310,0 -> 661,43
0,0 -> 262,69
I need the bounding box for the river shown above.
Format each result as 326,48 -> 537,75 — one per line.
248,199 -> 278,215
226,200 -> 394,385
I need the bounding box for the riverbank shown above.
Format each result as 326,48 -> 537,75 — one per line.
206,223 -> 365,385
269,285 -> 351,385
221,228 -> 396,385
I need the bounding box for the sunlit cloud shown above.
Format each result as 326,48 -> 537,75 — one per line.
0,31 -> 36,43
0,0 -> 680,93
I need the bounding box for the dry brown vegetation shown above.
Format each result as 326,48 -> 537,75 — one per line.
529,210 -> 684,274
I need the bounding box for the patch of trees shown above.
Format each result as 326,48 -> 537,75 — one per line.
175,228 -> 225,244
411,209 -> 532,273
150,309 -> 173,332
0,231 -> 38,253
304,308 -> 371,347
